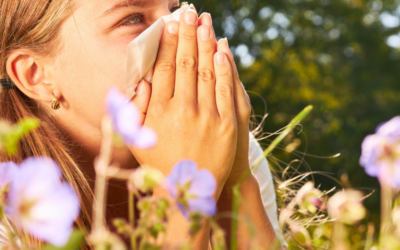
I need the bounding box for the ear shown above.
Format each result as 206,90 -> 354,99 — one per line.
6,51 -> 58,102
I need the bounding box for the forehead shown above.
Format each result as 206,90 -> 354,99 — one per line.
75,0 -> 175,17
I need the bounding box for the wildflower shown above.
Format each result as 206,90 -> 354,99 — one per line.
295,182 -> 324,214
128,165 -> 164,193
0,162 -> 17,203
6,157 -> 80,247
290,222 -> 312,249
164,160 -> 217,217
327,190 -> 366,225
106,87 -> 157,148
360,116 -> 400,188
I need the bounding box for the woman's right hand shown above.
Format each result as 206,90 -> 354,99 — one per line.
130,9 -> 237,198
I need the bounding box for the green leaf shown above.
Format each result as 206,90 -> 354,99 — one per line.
42,230 -> 85,250
149,222 -> 165,239
1,118 -> 40,156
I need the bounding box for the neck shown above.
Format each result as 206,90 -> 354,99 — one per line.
55,113 -> 139,227
56,113 -> 139,175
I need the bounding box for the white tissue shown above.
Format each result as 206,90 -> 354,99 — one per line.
125,5 -> 191,99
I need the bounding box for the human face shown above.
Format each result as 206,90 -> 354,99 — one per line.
45,0 -> 180,130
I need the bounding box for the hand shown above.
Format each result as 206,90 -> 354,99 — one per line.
197,13 -> 252,189
218,41 -> 252,189
130,9 -> 237,198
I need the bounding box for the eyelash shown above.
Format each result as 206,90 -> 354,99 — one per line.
119,4 -> 182,27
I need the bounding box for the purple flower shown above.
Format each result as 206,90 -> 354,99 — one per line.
0,162 -> 17,203
6,157 -> 80,247
164,160 -> 217,217
360,116 -> 400,188
0,162 -> 17,189
106,87 -> 157,148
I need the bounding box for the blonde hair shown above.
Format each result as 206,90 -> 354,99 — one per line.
0,0 -> 93,248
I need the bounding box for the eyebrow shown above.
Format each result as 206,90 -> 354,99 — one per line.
99,0 -> 147,19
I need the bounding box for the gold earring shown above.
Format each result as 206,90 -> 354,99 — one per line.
51,97 -> 60,110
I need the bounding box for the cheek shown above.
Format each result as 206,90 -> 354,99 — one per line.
49,15 -> 135,128
51,35 -> 130,127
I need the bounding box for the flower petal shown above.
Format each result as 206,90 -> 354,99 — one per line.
22,183 -> 80,247
188,197 -> 217,216
164,160 -> 197,198
131,127 -> 157,148
188,169 -> 216,197
175,160 -> 197,186
106,87 -> 127,116
0,161 -> 18,188
376,116 -> 400,138
114,103 -> 141,137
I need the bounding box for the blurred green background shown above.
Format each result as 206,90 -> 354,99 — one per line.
192,0 -> 400,234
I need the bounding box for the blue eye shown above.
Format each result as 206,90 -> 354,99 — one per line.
120,14 -> 144,27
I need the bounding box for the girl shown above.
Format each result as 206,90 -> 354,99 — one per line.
0,0 -> 285,248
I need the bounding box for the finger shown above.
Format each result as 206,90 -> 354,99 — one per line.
198,12 -> 212,26
197,25 -> 217,113
131,80 -> 152,125
214,51 -> 235,120
199,13 -> 218,51
174,9 -> 199,104
152,21 -> 179,102
217,39 -> 251,115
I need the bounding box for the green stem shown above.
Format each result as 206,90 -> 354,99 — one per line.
129,191 -> 137,250
379,184 -> 393,247
332,221 -> 348,250
93,118 -> 114,250
230,105 -> 313,250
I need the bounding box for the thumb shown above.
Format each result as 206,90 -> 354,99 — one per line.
131,80 -> 152,125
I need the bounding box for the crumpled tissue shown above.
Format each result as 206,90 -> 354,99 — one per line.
125,5 -> 191,99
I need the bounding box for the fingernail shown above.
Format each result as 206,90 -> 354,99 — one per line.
216,52 -> 226,64
224,37 -> 229,46
208,13 -> 213,24
190,3 -> 197,11
168,22 -> 178,34
185,10 -> 197,25
219,38 -> 229,48
137,81 -> 144,96
200,26 -> 211,41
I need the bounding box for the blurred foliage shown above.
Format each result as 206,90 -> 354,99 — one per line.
42,230 -> 85,250
191,0 -> 400,235
0,117 -> 39,156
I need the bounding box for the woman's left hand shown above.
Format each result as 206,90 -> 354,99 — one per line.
216,37 -> 252,189
131,13 -> 252,190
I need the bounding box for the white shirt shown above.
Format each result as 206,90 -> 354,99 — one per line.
249,132 -> 286,247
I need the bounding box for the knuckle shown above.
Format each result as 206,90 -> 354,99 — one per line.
199,45 -> 214,54
216,70 -> 232,78
157,60 -> 176,72
180,31 -> 197,41
164,37 -> 177,47
178,56 -> 197,70
198,68 -> 214,81
217,85 -> 233,98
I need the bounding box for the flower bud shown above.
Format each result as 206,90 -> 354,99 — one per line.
295,182 -> 324,214
328,190 -> 366,225
290,222 -> 312,249
129,165 -> 164,193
